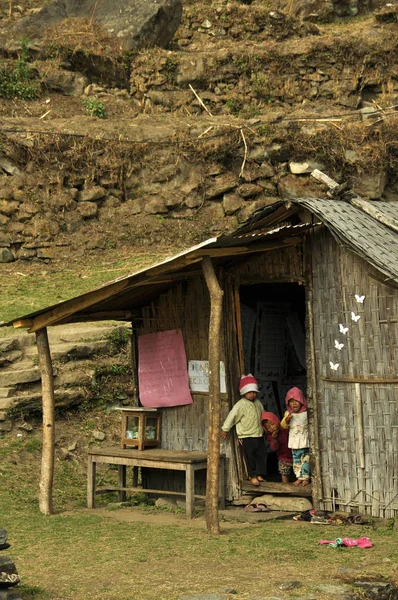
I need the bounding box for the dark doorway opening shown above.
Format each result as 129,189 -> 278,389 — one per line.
239,282 -> 307,481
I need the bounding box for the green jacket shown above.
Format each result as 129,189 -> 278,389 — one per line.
221,398 -> 263,438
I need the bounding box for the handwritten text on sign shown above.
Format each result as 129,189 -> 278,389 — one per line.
188,360 -> 226,393
138,329 -> 193,408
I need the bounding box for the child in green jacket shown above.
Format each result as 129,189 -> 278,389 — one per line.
221,374 -> 267,486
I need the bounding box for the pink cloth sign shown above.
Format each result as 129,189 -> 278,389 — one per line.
138,329 -> 193,408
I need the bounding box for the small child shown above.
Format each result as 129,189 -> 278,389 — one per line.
280,387 -> 310,487
261,411 -> 293,483
221,374 -> 267,486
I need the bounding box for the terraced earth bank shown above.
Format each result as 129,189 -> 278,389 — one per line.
0,0 -> 397,266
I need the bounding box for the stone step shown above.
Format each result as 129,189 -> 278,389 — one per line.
0,388 -> 14,399
0,396 -> 16,411
0,332 -> 36,351
0,366 -> 41,387
0,388 -> 86,414
25,339 -> 112,361
240,479 -> 312,497
0,350 -> 23,367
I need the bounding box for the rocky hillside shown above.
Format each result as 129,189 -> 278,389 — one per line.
0,0 -> 397,268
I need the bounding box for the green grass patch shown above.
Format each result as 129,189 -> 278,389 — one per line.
0,250 -> 168,325
0,37 -> 39,100
82,97 -> 106,119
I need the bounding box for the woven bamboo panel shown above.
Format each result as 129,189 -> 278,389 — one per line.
312,229 -> 398,517
230,246 -> 304,281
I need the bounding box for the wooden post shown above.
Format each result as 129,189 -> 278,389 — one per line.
304,234 -> 323,506
130,322 -> 139,404
202,257 -> 224,535
36,327 -> 55,515
354,383 -> 365,469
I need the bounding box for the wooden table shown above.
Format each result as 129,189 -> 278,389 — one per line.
87,447 -> 225,518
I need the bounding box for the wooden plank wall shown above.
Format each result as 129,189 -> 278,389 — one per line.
311,229 -> 398,517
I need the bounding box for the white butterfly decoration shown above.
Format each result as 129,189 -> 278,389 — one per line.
334,340 -> 344,350
355,294 -> 365,303
339,324 -> 349,335
351,312 -> 361,322
329,362 -> 340,371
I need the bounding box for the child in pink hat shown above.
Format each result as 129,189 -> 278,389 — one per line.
261,411 -> 293,483
280,387 -> 310,487
221,374 -> 267,486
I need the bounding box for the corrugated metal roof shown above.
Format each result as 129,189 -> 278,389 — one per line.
293,198 -> 398,283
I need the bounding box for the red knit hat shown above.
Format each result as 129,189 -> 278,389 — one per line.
239,373 -> 259,395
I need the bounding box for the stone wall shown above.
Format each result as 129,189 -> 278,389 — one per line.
1,107 -> 397,263
132,32 -> 398,113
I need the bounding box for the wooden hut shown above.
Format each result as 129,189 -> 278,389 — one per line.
4,197 -> 398,520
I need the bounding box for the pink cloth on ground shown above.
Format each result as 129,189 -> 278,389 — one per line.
319,537 -> 372,548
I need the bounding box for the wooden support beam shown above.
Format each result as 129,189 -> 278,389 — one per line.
321,376 -> 398,383
195,239 -> 301,259
12,319 -> 33,329
54,310 -> 139,325
305,233 -> 323,505
202,257 -> 224,535
28,280 -> 130,333
36,327 -> 55,515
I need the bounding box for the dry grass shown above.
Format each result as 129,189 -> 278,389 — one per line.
41,18 -> 123,58
1,420 -> 397,600
0,409 -> 397,600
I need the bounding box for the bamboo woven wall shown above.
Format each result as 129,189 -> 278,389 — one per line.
311,229 -> 398,517
230,245 -> 304,282
139,276 -> 229,451
138,274 -> 236,498
136,245 -> 304,500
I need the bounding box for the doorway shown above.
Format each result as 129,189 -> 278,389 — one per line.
238,282 -> 307,481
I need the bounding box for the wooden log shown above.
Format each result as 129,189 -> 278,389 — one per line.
28,280 -> 129,333
202,257 -> 224,535
354,383 -> 365,469
312,169 -> 398,234
349,197 -> 398,234
311,169 -> 339,190
36,327 -> 55,515
321,376 -> 398,383
12,319 -> 33,329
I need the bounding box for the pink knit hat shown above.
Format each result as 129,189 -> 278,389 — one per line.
239,373 -> 259,395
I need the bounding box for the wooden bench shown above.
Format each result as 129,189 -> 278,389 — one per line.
87,447 -> 225,518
